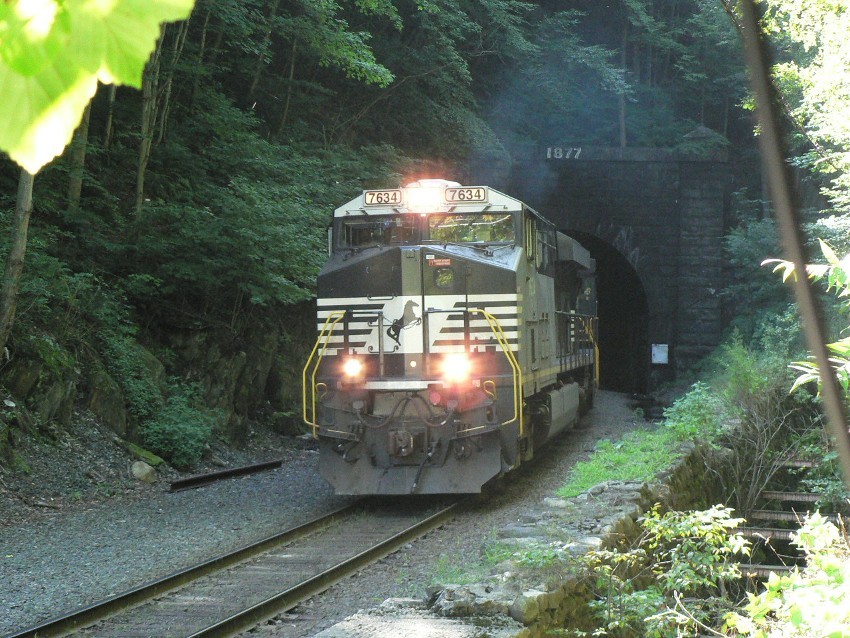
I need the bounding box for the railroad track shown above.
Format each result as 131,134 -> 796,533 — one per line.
738,461 -> 832,580
9,498 -> 461,638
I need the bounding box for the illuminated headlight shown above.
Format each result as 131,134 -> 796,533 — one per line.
405,186 -> 444,211
342,358 -> 363,377
441,353 -> 472,384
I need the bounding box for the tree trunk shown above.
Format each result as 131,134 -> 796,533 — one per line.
103,85 -> 117,149
619,21 -> 628,148
0,170 -> 35,354
249,0 -> 280,101
67,102 -> 92,218
135,31 -> 165,217
190,10 -> 211,113
275,39 -> 298,137
157,19 -> 191,144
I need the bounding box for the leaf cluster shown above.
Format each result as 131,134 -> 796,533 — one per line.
579,504 -> 749,638
726,513 -> 850,638
766,240 -> 850,395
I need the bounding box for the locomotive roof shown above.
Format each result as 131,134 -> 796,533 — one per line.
333,181 -> 529,218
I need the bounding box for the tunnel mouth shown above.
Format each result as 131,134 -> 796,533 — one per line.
565,231 -> 649,394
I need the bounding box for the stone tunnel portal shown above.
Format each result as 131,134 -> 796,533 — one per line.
472,144 -> 730,389
569,231 -> 649,394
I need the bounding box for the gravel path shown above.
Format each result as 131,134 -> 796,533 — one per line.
1,390 -> 647,637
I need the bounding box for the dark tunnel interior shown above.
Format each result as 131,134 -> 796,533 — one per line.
566,231 -> 649,394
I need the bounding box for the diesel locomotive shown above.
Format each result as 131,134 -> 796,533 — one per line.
303,179 -> 598,495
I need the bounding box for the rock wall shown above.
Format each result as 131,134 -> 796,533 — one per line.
494,146 -> 732,387
0,301 -> 316,451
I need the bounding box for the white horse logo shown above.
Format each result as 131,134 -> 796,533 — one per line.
387,300 -> 421,346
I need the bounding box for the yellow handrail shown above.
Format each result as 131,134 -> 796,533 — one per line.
302,310 -> 346,437
468,308 -> 524,437
302,307 -> 525,438
578,315 -> 600,387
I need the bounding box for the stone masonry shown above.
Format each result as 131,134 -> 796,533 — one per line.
482,146 -> 732,385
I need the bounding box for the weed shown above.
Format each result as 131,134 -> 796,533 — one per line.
662,382 -> 724,441
430,555 -> 487,586
578,505 -> 749,637
556,429 -> 683,499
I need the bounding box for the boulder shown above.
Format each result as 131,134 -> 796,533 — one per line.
131,460 -> 157,483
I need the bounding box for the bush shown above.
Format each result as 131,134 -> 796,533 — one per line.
102,333 -> 163,423
662,381 -> 725,441
141,381 -> 219,470
575,505 -> 750,638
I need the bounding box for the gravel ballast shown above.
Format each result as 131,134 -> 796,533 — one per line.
1,390 -> 649,637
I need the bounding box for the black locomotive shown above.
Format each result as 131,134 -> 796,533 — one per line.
303,180 -> 597,494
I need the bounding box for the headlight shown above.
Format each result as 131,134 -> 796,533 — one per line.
342,358 -> 363,377
405,186 -> 444,211
441,353 -> 472,384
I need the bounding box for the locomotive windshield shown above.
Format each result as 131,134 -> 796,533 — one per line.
339,215 -> 419,248
335,212 -> 516,250
428,213 -> 515,244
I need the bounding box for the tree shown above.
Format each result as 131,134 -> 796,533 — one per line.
759,0 -> 850,214
0,0 -> 195,352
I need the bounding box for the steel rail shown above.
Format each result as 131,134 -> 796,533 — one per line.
739,527 -> 797,542
7,503 -> 359,638
760,490 -> 824,504
168,459 -> 283,492
186,499 -> 462,638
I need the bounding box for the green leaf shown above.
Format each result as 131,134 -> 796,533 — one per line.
70,0 -> 195,87
0,56 -> 98,174
0,0 -> 194,172
820,239 -> 840,266
0,0 -> 71,76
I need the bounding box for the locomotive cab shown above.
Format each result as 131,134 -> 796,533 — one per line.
303,180 -> 597,495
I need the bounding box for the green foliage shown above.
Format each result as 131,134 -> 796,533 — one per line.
578,505 -> 749,638
795,428 -> 848,511
0,0 -> 195,172
662,382 -> 725,441
723,216 -> 794,341
726,513 -> 850,638
102,333 -> 162,422
557,429 -> 683,499
141,380 -> 218,469
767,240 -> 850,394
691,330 -> 823,517
430,554 -> 487,586
485,542 -> 563,570
760,0 -> 850,214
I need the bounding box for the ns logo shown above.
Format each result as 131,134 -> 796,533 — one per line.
387,300 -> 421,346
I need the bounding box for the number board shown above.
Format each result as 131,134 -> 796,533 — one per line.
363,189 -> 403,206
444,186 -> 488,204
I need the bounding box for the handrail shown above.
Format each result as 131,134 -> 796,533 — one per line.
466,308 -> 525,437
580,315 -> 600,387
302,310 -> 346,437
302,306 -> 525,439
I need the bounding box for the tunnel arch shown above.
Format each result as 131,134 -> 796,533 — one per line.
566,231 -> 650,394
473,146 -> 730,386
